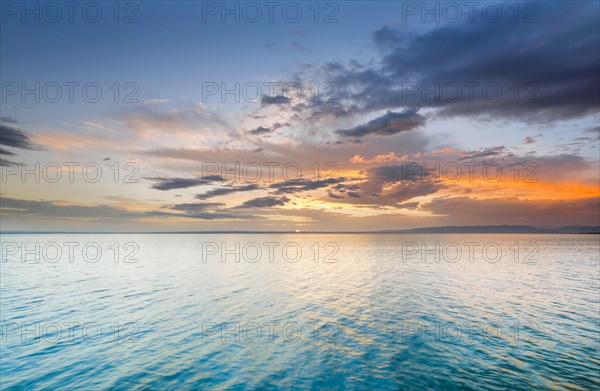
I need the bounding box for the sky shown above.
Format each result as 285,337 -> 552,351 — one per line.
1,0 -> 599,231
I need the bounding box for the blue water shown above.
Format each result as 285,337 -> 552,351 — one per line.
1,234 -> 599,389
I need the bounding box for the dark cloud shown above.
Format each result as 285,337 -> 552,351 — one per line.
0,123 -> 42,151
0,116 -> 18,124
261,95 -> 291,105
247,126 -> 271,135
270,177 -> 345,195
1,158 -> 16,166
247,122 -> 289,136
0,196 -> 254,221
324,164 -> 444,207
0,197 -> 144,220
372,26 -> 407,49
302,2 -> 599,123
397,201 -> 420,210
327,181 -> 364,199
384,182 -> 441,203
234,196 -> 289,209
332,182 -> 361,195
369,163 -> 430,183
169,202 -> 225,213
195,184 -> 260,200
458,146 -> 506,161
336,109 -> 425,138
146,175 -> 224,190
0,120 -> 44,166
377,3 -> 599,120
156,201 -> 258,220
330,180 -> 442,207
0,147 -> 16,156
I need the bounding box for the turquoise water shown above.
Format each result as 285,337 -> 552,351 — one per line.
1,234 -> 599,389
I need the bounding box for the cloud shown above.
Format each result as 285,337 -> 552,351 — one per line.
270,177 -> 345,195
154,201 -> 258,220
397,201 -> 420,210
0,123 -> 42,151
300,2 -> 599,123
350,152 -> 407,164
261,95 -> 291,105
160,202 -> 257,220
234,196 -> 289,208
0,116 -> 18,124
420,196 -> 600,227
0,119 -> 45,165
336,109 -> 425,138
327,191 -> 343,199
523,137 -> 535,144
0,196 -> 254,222
369,163 -> 429,183
146,175 -> 224,190
119,103 -> 230,142
247,122 -> 289,136
291,42 -> 312,52
1,157 -> 16,166
384,182 -> 441,202
458,146 -> 506,161
247,126 -> 271,136
0,147 -> 16,156
195,184 -> 261,200
376,3 -> 599,121
169,202 -> 225,213
0,197 -> 144,220
140,131 -> 431,172
324,164 -> 444,206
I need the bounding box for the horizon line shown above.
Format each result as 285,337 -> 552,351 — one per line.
1,225 -> 599,235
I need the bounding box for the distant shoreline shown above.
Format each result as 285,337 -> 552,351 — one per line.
2,226 -> 599,235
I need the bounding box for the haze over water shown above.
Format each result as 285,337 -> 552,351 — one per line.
1,233 -> 598,389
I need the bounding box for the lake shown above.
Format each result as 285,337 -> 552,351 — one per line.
1,234 -> 599,389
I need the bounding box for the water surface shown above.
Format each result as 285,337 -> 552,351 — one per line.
1,234 -> 599,389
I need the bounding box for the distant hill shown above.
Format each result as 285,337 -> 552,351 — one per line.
376,225 -> 600,234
